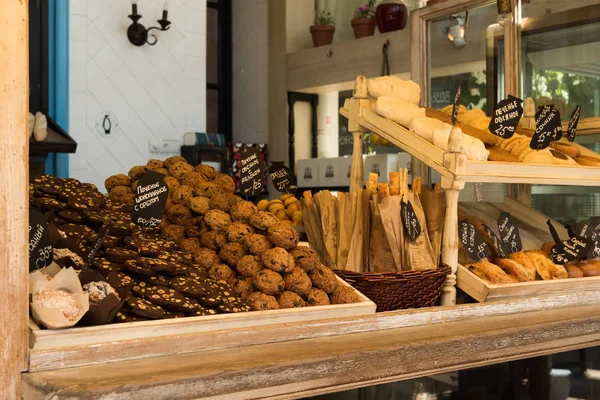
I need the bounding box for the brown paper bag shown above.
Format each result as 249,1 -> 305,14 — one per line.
378,195 -> 403,271
404,191 -> 436,270
369,199 -> 397,272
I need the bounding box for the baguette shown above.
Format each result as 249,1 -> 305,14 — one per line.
495,257 -> 532,282
575,155 -> 600,167
468,259 -> 516,284
552,142 -> 581,159
508,252 -> 537,280
486,146 -> 519,162
389,172 -> 400,196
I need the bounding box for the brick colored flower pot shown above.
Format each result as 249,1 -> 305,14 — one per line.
310,24 -> 335,47
351,17 -> 376,39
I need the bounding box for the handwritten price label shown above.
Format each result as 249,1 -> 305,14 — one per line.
488,95 -> 523,140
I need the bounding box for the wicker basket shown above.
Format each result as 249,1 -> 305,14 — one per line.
334,265 -> 450,312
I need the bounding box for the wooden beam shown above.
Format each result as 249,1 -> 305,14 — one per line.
0,0 -> 29,398
22,305 -> 600,399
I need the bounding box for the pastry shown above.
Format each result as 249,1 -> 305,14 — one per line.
247,292 -> 279,311
575,155 -> 600,167
204,209 -> 232,232
199,230 -> 227,251
486,146 -> 519,162
329,285 -> 358,304
187,196 -> 211,215
581,260 -> 600,277
306,288 -> 330,306
261,247 -> 295,273
277,291 -> 305,308
467,259 -> 515,284
366,76 -> 421,105
525,251 -> 568,280
105,174 -> 131,191
32,289 -> 83,323
219,242 -> 248,267
508,252 -> 538,281
565,263 -> 584,278
230,200 -> 258,222
267,222 -> 299,250
375,96 -> 425,127
494,258 -> 531,282
249,211 -> 280,231
236,255 -> 264,277
83,281 -> 119,304
226,222 -> 255,243
309,265 -> 338,294
553,142 -> 580,159
283,267 -> 312,297
253,269 -> 285,295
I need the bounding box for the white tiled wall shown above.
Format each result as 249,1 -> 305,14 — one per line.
232,0 -> 269,145
69,0 -> 206,189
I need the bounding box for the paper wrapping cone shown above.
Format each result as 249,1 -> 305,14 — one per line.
405,192 -> 436,270
78,269 -> 127,326
369,199 -> 397,272
30,266 -> 90,329
300,195 -> 326,262
378,196 -> 403,271
314,191 -> 338,268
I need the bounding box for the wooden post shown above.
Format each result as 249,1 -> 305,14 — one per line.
348,77 -> 369,193
440,127 -> 466,306
0,0 -> 29,398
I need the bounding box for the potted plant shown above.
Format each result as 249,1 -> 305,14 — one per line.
310,1 -> 335,47
351,0 -> 377,39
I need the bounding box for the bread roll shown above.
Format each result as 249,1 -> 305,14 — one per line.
375,97 -> 425,127
540,242 -> 555,255
468,259 -> 516,284
495,258 -> 532,282
486,146 -> 519,162
462,109 -> 487,125
409,116 -> 450,143
553,142 -> 580,159
565,264 -> 584,278
575,155 -> 600,167
508,252 -> 537,280
525,251 -> 568,280
523,149 -> 554,164
462,135 -> 489,161
550,149 -> 578,165
581,260 -> 600,277
367,76 -> 421,105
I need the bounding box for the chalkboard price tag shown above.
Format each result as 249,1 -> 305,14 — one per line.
550,236 -> 593,265
497,212 -> 522,254
29,206 -> 53,272
488,95 -> 523,139
586,217 -> 600,259
451,86 -> 461,125
482,224 -> 507,258
268,161 -> 297,193
575,221 -> 591,238
131,170 -> 169,228
239,147 -> 265,197
401,200 -> 421,243
567,106 -> 581,142
546,220 -> 563,245
458,219 -> 491,261
83,224 -> 110,271
531,106 -> 561,150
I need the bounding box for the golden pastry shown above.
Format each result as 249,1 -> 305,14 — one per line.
508,252 -> 537,281
525,251 -> 568,280
494,257 -> 532,282
468,259 -> 516,284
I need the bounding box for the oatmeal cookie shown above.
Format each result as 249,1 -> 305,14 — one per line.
226,222 -> 255,243
166,204 -> 193,225
109,186 -> 134,203
180,172 -> 207,189
163,156 -> 188,169
195,164 -> 219,180
146,159 -> 164,169
233,277 -> 254,300
204,209 -> 232,231
214,174 -> 236,194
289,246 -> 320,273
267,222 -> 299,250
163,176 -> 180,191
209,192 -> 240,212
192,247 -> 220,269
219,242 -> 248,267
244,233 -> 272,256
187,196 -> 211,215
179,238 -> 201,255
171,185 -> 194,205
105,174 -> 131,192
168,162 -> 195,179
247,292 -> 279,311
249,211 -> 279,231
199,230 -> 227,251
208,263 -> 237,284
163,224 -> 186,243
310,266 -> 338,294
253,269 -> 285,296
329,285 -> 358,304
236,255 -> 264,277
128,165 -> 148,180
193,182 -> 221,198
230,200 -> 258,222
184,216 -> 205,238
306,288 -> 330,306
261,247 -> 295,273
277,291 -> 305,308
283,267 -> 312,297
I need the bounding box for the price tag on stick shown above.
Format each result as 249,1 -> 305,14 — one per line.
401,200 -> 422,243
458,219 -> 491,261
567,106 -> 581,142
531,106 -> 561,150
482,224 -> 508,258
131,170 -> 169,228
497,212 -> 522,254
451,86 -> 461,125
546,220 -> 563,245
29,206 -> 54,272
82,224 -> 110,271
268,161 -> 297,193
239,147 -> 265,197
488,95 -> 523,139
551,236 -> 593,265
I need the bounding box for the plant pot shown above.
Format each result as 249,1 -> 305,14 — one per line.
351,17 -> 377,39
310,24 -> 335,47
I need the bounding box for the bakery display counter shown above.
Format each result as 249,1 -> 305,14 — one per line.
22,299 -> 600,399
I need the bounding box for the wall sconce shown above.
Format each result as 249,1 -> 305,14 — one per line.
443,12 -> 468,49
127,1 -> 171,47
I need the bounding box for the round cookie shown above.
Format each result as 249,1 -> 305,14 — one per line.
209,193 -> 240,212
262,247 -> 295,273
329,285 -> 358,304
125,296 -> 165,319
166,204 -> 193,225
163,224 -> 186,243
244,233 -> 272,256
171,185 -> 194,204
169,275 -> 210,298
184,216 -> 205,238
306,287 -> 330,306
128,165 -> 148,180
214,174 -> 236,194
148,166 -> 168,176
109,186 -> 134,203
310,265 -> 338,294
226,222 -> 254,243
283,267 -> 312,297
204,209 -> 232,232
68,192 -> 107,211
233,277 -> 254,300
168,162 -> 195,179
219,242 -> 248,267
179,238 -> 201,255
217,299 -> 251,314
163,176 -> 180,191
277,291 -> 305,308
192,247 -> 220,269
195,164 -> 219,180
253,269 -> 285,295
236,255 -> 264,277
105,174 -> 131,191
180,172 -> 207,189
193,182 -> 221,198
267,222 -> 299,250
289,246 -> 320,273
208,263 -> 237,284
147,159 -> 163,169
163,156 -> 188,168
199,230 -> 227,251
247,292 -> 279,311
230,200 -> 258,222
249,211 -> 279,231
187,196 -> 211,215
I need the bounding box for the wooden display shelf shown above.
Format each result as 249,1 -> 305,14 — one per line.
27,276 -> 375,372
340,105 -> 600,186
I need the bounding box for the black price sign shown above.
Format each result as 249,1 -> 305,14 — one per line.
587,217 -> 600,259
131,170 -> 169,228
550,236 -> 593,265
83,224 -> 110,271
488,95 -> 523,139
401,200 -> 421,243
451,86 -> 461,125
268,161 -> 297,193
567,106 -> 581,142
497,212 -> 522,254
239,147 -> 265,197
29,206 -> 53,271
458,219 -> 491,261
546,219 -> 562,245
482,224 -> 507,258
531,106 -> 561,150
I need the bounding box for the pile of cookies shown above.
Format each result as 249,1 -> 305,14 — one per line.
30,174 -> 248,323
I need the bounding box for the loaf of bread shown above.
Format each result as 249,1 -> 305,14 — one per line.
495,257 -> 532,282
565,264 -> 584,278
375,97 -> 425,127
409,116 -> 449,143
468,259 -> 516,284
508,252 -> 537,281
486,146 -> 519,162
367,76 -> 421,105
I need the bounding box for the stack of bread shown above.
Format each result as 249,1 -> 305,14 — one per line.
256,193 -> 303,227
104,157 -> 358,311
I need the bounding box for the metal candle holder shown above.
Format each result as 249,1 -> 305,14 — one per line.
127,4 -> 171,47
